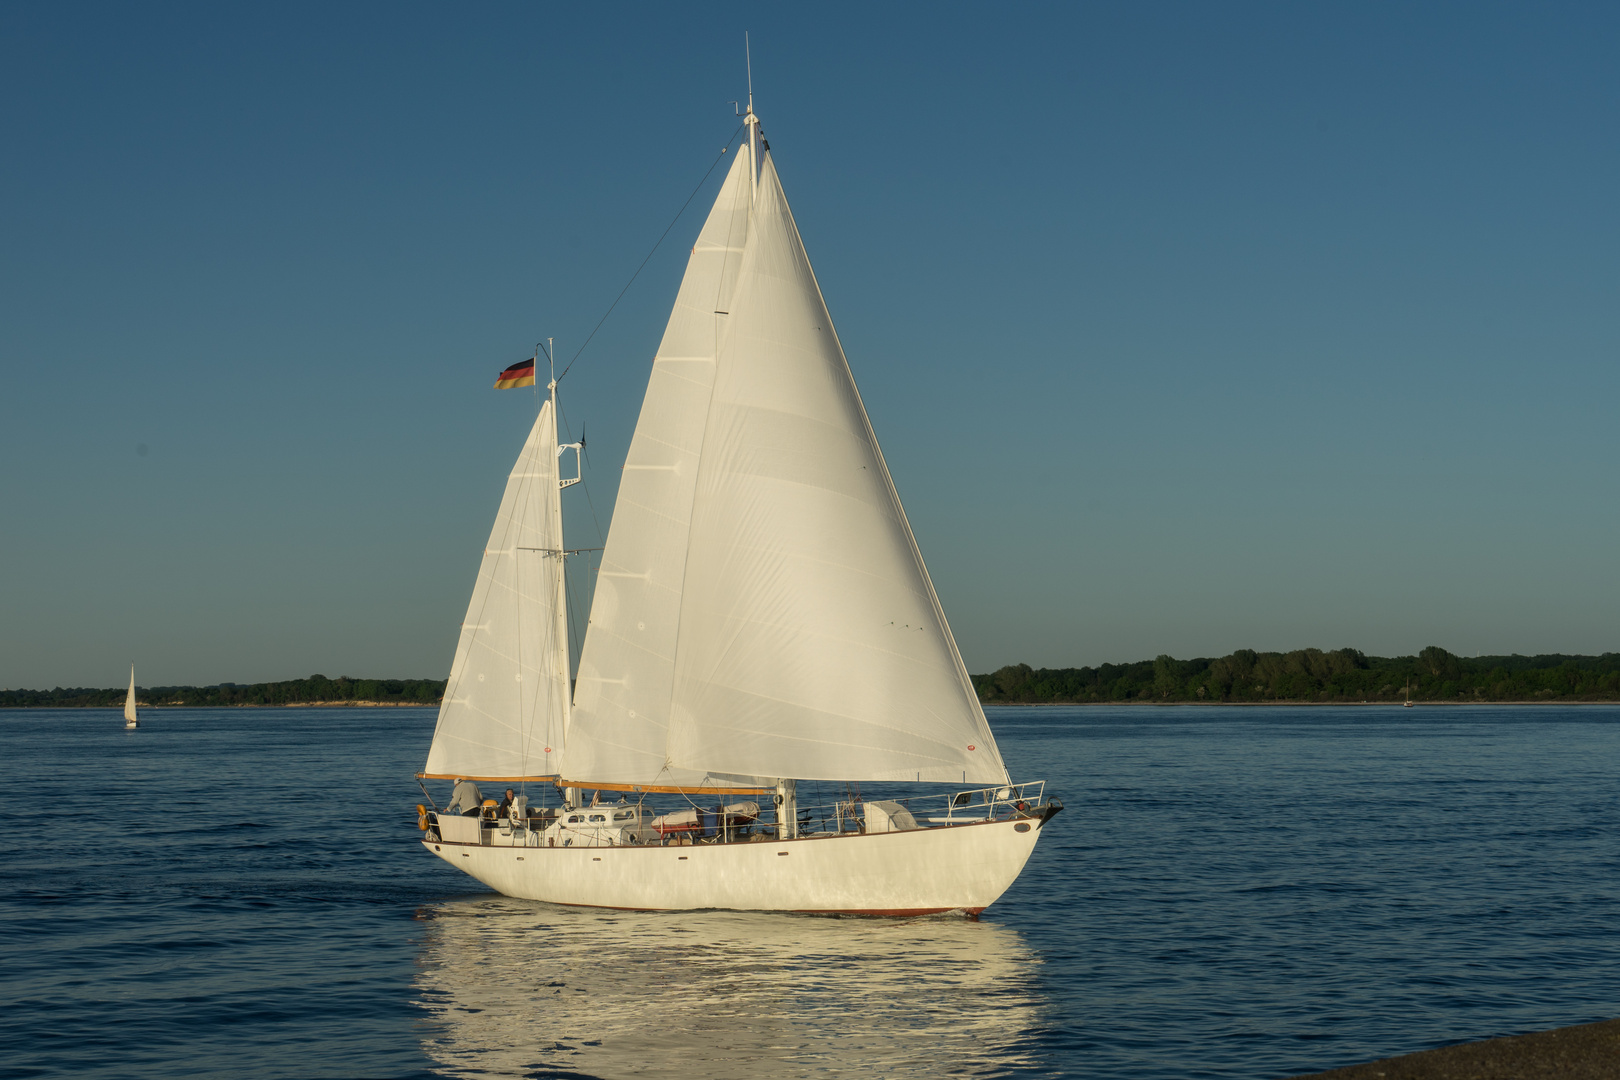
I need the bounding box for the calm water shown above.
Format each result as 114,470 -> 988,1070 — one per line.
2,705 -> 1617,1079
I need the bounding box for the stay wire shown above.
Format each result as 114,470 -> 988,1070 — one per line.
556,124 -> 745,385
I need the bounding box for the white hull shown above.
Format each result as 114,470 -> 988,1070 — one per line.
424,814 -> 1054,916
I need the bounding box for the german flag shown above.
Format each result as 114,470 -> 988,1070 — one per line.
494,359 -> 536,390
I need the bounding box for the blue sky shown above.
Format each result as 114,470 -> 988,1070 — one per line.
2,2 -> 1617,688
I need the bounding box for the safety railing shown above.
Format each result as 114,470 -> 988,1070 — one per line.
421,780 -> 1049,848
791,781 -> 1048,836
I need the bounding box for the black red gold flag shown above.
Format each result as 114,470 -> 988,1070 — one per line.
494,359 -> 536,389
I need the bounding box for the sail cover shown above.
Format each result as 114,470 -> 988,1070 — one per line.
571,137 -> 1008,787
426,400 -> 569,780
566,145 -> 760,789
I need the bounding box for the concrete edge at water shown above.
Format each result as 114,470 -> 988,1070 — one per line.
1285,1017 -> 1620,1079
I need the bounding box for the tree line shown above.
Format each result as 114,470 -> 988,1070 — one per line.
973,647 -> 1620,704
0,674 -> 447,709
8,649 -> 1619,708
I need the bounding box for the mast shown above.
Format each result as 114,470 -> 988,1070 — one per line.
745,31 -> 758,202
547,341 -> 579,809
742,35 -> 793,837
425,342 -> 574,784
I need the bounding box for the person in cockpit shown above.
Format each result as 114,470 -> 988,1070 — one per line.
447,777 -> 483,817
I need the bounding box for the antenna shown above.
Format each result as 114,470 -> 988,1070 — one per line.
746,31 -> 753,114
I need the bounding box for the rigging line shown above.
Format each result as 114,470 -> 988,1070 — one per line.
556,123 -> 745,384
564,545 -> 588,679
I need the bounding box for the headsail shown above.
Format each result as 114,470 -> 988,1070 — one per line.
124,666 -> 137,724
663,151 -> 1008,785
426,398 -> 570,780
566,143 -> 760,789
569,132 -> 1007,787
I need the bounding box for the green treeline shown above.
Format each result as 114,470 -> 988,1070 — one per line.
0,674 -> 446,709
973,647 -> 1620,704
10,650 -> 1620,708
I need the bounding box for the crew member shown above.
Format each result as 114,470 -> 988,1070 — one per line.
447,777 -> 484,817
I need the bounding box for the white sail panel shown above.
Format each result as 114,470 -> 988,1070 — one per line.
665,152 -> 1009,785
426,400 -> 569,780
124,667 -> 137,723
566,144 -> 762,788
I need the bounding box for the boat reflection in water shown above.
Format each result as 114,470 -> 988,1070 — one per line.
414,896 -> 1050,1078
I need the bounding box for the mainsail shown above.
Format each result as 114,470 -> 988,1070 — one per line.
570,134 -> 1007,786
426,398 -> 570,780
566,144 -> 758,789
124,667 -> 137,724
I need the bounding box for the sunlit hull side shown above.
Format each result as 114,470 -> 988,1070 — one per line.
423,814 -> 1054,915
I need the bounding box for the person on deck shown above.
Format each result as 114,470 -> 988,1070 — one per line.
447,777 -> 483,817
497,787 -> 518,819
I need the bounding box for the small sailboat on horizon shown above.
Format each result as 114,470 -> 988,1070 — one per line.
414,92 -> 1059,915
124,666 -> 139,729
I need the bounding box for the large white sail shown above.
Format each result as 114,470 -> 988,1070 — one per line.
124,667 -> 137,724
566,145 -> 759,789
663,151 -> 1008,785
426,399 -> 569,780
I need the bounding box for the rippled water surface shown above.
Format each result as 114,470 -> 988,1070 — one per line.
3,705 -> 1618,1078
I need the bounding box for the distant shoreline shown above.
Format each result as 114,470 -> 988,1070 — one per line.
0,700 -> 441,709
975,648 -> 1620,705
0,674 -> 447,709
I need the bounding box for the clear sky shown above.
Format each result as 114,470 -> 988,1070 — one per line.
3,2 -> 1617,689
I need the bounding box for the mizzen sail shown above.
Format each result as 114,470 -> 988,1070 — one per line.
426,399 -> 569,780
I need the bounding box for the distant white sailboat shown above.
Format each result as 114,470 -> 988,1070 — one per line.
124,666 -> 139,729
417,95 -> 1059,915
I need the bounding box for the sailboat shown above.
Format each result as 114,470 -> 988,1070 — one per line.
417,99 -> 1060,915
124,666 -> 139,729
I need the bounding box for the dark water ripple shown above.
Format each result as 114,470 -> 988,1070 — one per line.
1,705 -> 1617,1078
